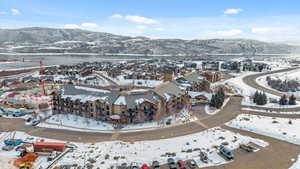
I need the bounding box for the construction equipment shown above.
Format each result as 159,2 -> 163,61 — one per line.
4,132 -> 23,147
14,153 -> 38,169
19,162 -> 31,169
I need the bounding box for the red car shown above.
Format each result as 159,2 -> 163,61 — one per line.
141,164 -> 150,169
177,160 -> 187,169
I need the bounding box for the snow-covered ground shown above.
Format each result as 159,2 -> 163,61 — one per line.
256,68 -> 300,97
3,126 -> 270,169
114,75 -> 163,88
226,114 -> 300,145
0,128 -> 268,169
38,109 -> 197,132
205,98 -> 230,115
223,71 -> 299,108
289,155 -> 300,169
242,107 -> 300,115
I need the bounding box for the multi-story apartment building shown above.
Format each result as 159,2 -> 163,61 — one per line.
52,82 -> 188,124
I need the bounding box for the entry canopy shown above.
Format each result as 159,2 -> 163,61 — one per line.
110,115 -> 121,120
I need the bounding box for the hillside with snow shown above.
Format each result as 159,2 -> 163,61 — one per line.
0,27 -> 299,55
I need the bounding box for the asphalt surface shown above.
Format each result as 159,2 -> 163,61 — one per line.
243,67 -> 300,101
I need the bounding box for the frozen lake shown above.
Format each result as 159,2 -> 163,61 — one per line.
0,54 -> 153,70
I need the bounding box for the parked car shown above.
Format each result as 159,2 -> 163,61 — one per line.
141,164 -> 150,169
152,161 -> 160,169
130,162 -> 139,169
191,102 -> 197,107
166,119 -> 172,125
200,151 -> 209,163
219,145 -> 234,160
31,120 -> 40,126
187,160 -> 197,169
26,117 -> 32,123
177,160 -> 187,169
47,151 -> 57,161
233,94 -> 243,97
167,158 -> 177,169
13,112 -> 24,117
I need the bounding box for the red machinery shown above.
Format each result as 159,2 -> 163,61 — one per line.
34,142 -> 66,152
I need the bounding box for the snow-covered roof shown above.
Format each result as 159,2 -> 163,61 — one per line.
114,96 -> 126,106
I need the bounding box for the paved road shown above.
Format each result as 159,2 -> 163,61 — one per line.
243,67 -> 300,100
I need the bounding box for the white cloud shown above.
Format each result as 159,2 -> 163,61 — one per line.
224,8 -> 243,15
136,25 -> 146,30
215,29 -> 243,36
110,14 -> 123,19
125,15 -> 158,24
11,8 -> 20,15
110,14 -> 158,24
64,24 -> 80,29
80,22 -> 98,28
251,27 -> 277,34
155,27 -> 164,31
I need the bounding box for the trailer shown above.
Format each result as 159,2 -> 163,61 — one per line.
34,142 -> 66,152
240,144 -> 257,152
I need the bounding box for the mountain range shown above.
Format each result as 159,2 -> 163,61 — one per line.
0,27 -> 299,56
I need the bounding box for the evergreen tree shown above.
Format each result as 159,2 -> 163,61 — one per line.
253,91 -> 259,104
262,92 -> 267,105
209,94 -> 216,107
279,95 -> 288,105
289,94 -> 297,105
210,88 -> 226,109
253,91 -> 267,105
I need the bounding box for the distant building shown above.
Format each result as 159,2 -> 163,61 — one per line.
202,61 -> 220,71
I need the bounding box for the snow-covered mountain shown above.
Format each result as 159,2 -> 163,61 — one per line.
0,27 -> 299,55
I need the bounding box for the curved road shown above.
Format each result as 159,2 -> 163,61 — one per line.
243,67 -> 300,100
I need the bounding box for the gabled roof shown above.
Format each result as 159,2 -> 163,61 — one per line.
182,72 -> 204,83
153,82 -> 184,100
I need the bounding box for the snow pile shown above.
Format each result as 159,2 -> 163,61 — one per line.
289,155 -> 300,169
226,114 -> 300,145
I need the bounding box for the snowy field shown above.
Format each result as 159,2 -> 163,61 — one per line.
242,107 -> 300,115
0,128 -> 269,169
226,113 -> 300,169
226,114 -> 300,145
289,155 -> 300,169
38,109 -> 197,132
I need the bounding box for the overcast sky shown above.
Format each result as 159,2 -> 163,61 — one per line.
1,0 -> 300,43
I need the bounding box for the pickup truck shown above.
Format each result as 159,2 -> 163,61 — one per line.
219,145 -> 234,160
